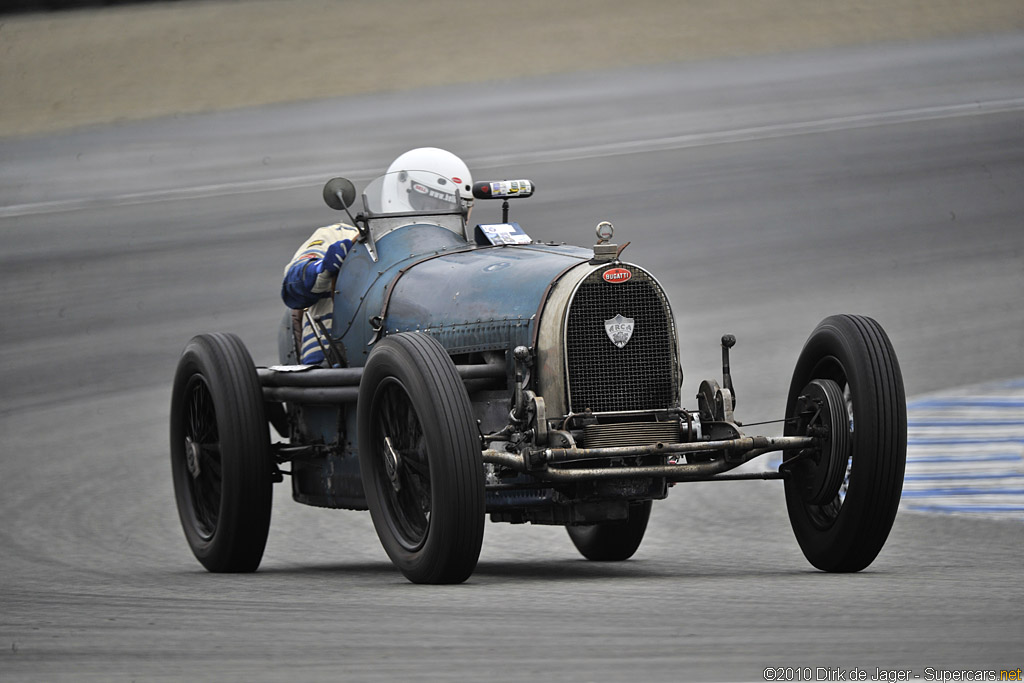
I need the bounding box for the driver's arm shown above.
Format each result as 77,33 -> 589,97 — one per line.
281,224 -> 357,309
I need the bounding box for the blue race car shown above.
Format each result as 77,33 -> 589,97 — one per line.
170,170 -> 907,584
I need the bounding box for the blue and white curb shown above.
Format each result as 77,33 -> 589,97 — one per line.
902,378 -> 1024,521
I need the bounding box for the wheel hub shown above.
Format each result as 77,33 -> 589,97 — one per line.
791,379 -> 849,505
383,436 -> 402,492
185,436 -> 202,479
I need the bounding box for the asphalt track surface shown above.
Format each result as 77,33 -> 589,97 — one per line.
2,35 -> 1023,681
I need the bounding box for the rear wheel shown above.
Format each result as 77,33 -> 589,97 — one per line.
357,333 -> 485,584
784,315 -> 906,572
566,500 -> 652,561
170,333 -> 274,572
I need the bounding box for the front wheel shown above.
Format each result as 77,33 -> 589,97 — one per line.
566,500 -> 652,561
357,333 -> 485,584
784,315 -> 906,572
170,333 -> 274,572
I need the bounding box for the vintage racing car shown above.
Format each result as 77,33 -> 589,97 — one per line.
170,170 -> 907,584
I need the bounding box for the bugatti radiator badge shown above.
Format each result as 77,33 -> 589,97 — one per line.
605,314 -> 635,348
602,267 -> 632,283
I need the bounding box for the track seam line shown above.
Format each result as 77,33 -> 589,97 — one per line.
4,97 -> 1024,219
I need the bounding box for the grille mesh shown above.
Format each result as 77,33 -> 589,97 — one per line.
566,266 -> 678,413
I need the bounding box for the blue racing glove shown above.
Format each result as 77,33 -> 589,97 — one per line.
319,238 -> 352,275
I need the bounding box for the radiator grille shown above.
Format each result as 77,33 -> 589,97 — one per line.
582,421 -> 682,448
566,266 -> 678,413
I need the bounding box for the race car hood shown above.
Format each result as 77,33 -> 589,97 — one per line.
331,222 -> 593,367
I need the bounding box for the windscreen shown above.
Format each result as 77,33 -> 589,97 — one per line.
361,170 -> 469,241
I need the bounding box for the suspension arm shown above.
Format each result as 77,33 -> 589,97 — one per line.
537,435 -> 814,463
481,435 -> 814,483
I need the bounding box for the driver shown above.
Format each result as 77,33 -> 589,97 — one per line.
281,147 -> 473,365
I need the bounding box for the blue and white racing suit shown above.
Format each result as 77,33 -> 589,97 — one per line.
281,222 -> 360,365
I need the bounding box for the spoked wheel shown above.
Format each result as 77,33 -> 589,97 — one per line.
566,500 -> 652,561
783,315 -> 906,572
358,333 -> 485,584
170,333 -> 274,572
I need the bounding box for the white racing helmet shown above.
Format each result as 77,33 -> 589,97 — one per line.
379,147 -> 473,213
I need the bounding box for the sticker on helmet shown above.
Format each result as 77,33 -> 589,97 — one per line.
411,183 -> 455,203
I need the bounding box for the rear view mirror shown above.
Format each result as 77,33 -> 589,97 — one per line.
323,177 -> 357,211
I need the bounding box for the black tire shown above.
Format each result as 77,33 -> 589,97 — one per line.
566,500 -> 652,561
784,315 -> 906,572
357,332 -> 485,584
170,333 -> 274,572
